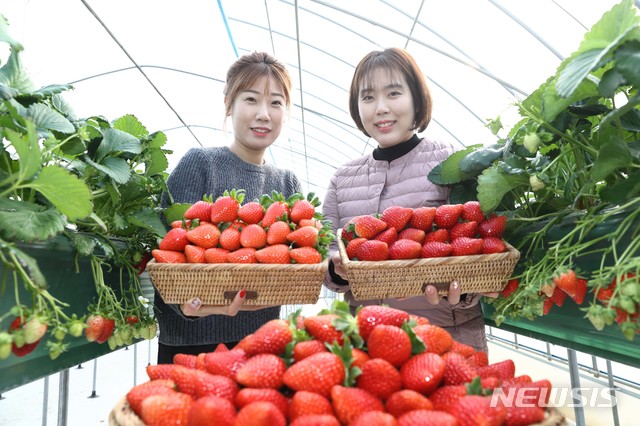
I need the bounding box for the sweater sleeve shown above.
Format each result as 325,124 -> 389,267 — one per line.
166,148 -> 211,205
321,173 -> 350,293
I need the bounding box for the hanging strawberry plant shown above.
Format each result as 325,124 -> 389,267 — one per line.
428,0 -> 640,339
0,17 -> 170,360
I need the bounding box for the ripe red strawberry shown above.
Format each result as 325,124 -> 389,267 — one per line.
173,353 -> 197,368
549,285 -> 567,307
380,206 -> 413,231
140,392 -> 193,426
159,227 -> 189,251
304,314 -> 343,344
195,352 -> 208,370
244,319 -> 292,356
424,228 -> 450,243
184,200 -> 214,223
226,247 -> 256,263
356,305 -> 410,340
385,389 -> 433,417
500,279 -> 519,298
204,247 -> 229,263
346,237 -> 368,260
235,353 -> 286,389
282,352 -> 346,397
462,201 -> 486,223
290,199 -> 317,224
451,237 -> 484,256
409,314 -> 430,325
409,206 -> 437,231
262,201 -> 290,227
255,244 -> 291,264
331,385 -> 385,425
450,221 -> 478,240
397,409 -> 458,425
504,404 -> 546,426
429,384 -> 469,412
483,236 -> 507,254
351,215 -> 388,239
350,411 -> 397,426
184,244 -> 206,263
170,364 -> 200,397
151,249 -> 186,263
421,241 -> 452,258
235,388 -> 289,419
552,269 -> 579,298
356,240 -> 389,261
237,201 -> 265,224
196,371 -> 239,401
235,401 -> 286,426
186,224 -> 221,249
299,218 -> 323,229
449,340 -> 475,357
449,395 -> 507,426
287,225 -> 319,247
400,352 -> 445,395
9,317 -> 43,356
187,395 -> 236,426
388,239 -> 422,260
266,220 -> 292,245
146,364 -> 177,380
398,227 -> 426,244
290,414 -> 340,426
171,219 -> 192,228
352,348 -> 371,369
204,349 -> 248,379
374,227 -> 399,245
435,204 -> 464,229
210,190 -> 244,223
290,247 -> 323,264
355,358 -> 402,400
367,324 -> 412,367
293,339 -> 328,362
84,314 -> 114,344
467,351 -> 490,368
126,379 -> 176,416
478,214 -> 508,238
442,351 -> 479,386
413,324 -> 453,355
572,278 -> 588,304
478,359 -> 516,381
240,223 -> 267,249
289,390 -> 335,422
340,219 -> 356,243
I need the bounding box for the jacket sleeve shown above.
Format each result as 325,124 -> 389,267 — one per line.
321,174 -> 350,293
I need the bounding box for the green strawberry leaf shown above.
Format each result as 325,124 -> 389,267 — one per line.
65,231 -> 98,257
26,103 -> 75,134
24,165 -> 93,221
429,144 -> 483,185
5,123 -> 41,181
477,166 -> 529,213
85,156 -> 131,184
112,114 -> 148,139
127,208 -> 167,236
0,202 -> 65,242
96,128 -> 142,163
12,246 -> 46,289
591,136 -> 632,181
145,147 -> 169,176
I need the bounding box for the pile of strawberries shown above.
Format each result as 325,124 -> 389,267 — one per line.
152,190 -> 334,265
120,302 -> 555,426
341,202 -> 509,261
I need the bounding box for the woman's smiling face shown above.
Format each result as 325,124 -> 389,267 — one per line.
357,68 -> 415,148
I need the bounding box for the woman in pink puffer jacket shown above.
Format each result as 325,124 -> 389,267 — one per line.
322,47 -> 490,352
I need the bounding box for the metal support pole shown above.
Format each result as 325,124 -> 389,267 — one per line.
514,332 -> 519,349
148,339 -> 152,366
606,359 -> 621,426
134,343 -> 138,386
567,349 -> 586,426
42,375 -> 49,426
546,342 -> 552,361
592,355 -> 599,378
56,369 -> 69,426
88,359 -> 99,398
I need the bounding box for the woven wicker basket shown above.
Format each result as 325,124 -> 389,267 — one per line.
337,230 -> 520,301
145,258 -> 328,306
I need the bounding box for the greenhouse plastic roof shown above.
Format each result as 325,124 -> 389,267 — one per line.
1,0 -> 631,200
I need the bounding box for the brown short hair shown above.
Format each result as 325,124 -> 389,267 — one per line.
349,48 -> 432,137
223,51 -> 292,116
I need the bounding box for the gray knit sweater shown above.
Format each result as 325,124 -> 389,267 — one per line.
156,146 -> 302,346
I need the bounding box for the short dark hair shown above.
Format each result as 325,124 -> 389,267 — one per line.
223,51 -> 292,116
348,47 -> 432,137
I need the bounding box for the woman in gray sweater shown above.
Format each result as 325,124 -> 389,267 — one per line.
155,52 -> 301,364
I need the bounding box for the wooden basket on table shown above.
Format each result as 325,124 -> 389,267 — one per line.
145,258 -> 329,306
337,230 -> 520,301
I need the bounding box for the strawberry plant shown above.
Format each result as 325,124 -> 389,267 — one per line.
0,18 -> 169,359
428,0 -> 640,339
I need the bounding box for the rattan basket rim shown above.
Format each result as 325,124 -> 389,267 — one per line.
146,257 -> 329,271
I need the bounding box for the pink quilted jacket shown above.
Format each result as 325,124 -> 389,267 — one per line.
322,137 -> 487,351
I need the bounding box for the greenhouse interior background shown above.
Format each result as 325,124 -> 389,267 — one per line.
1,1 -> 639,425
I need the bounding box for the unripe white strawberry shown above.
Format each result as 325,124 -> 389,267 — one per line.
523,132 -> 541,153
24,317 -> 47,344
530,175 -> 545,191
0,332 -> 12,359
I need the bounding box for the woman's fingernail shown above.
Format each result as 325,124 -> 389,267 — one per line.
452,281 -> 459,289
192,298 -> 201,307
239,290 -> 246,299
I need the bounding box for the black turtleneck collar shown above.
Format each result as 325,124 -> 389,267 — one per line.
372,134 -> 421,162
